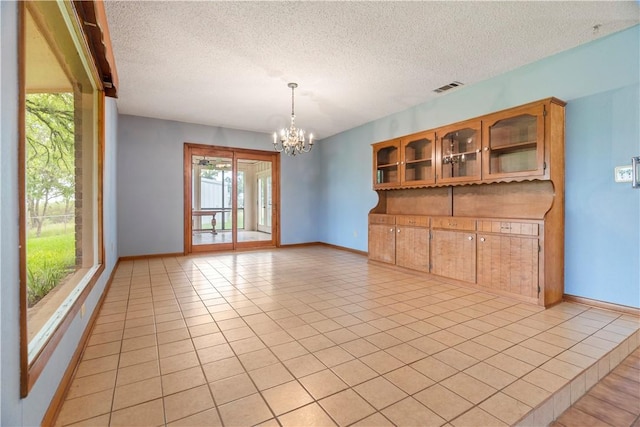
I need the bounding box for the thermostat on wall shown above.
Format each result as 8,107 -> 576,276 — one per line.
614,165 -> 633,183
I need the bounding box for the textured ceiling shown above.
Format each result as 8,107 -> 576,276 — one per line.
104,1 -> 639,140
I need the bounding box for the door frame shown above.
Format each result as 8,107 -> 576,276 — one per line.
184,143 -> 280,254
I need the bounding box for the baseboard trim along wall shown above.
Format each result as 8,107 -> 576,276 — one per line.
118,242 -> 367,261
280,241 -> 368,257
563,294 -> 640,317
118,252 -> 185,261
317,242 -> 368,257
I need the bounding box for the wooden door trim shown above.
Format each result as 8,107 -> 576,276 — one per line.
183,144 -> 191,254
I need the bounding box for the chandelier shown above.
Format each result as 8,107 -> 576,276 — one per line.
273,82 -> 313,156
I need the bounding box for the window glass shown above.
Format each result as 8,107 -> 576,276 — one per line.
23,2 -> 101,367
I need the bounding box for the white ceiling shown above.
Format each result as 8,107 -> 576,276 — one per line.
104,1 -> 639,140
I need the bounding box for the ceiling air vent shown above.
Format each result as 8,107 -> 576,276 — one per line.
433,81 -> 464,93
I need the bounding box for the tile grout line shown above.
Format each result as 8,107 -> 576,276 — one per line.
158,257 -> 223,427
192,256 -> 327,427
107,268 -> 133,426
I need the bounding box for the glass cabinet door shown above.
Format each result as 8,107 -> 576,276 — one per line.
373,139 -> 400,188
401,131 -> 435,185
437,121 -> 482,183
483,103 -> 545,179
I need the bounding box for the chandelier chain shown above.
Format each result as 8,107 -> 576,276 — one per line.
291,85 -> 295,118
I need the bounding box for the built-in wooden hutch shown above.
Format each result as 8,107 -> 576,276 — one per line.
369,98 -> 566,307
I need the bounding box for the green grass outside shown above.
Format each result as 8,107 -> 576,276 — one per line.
199,210 -> 244,230
224,210 -> 244,230
26,225 -> 75,307
27,221 -> 74,238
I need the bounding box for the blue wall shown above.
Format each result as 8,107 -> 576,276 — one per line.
565,86 -> 639,305
0,2 -> 120,423
319,26 -> 640,308
117,115 -> 321,256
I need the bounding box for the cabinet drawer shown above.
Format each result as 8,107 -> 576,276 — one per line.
431,217 -> 476,231
478,220 -> 539,236
369,214 -> 396,225
396,215 -> 430,227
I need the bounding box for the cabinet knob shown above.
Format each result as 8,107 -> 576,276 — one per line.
484,147 -> 489,151
468,236 -> 474,241
480,237 -> 485,242
397,229 -> 401,233
390,228 -> 394,232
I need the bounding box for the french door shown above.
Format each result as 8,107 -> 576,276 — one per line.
184,143 -> 279,253
257,173 -> 272,234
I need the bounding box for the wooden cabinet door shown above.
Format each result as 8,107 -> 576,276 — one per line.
400,131 -> 436,186
431,230 -> 476,283
396,226 -> 429,272
482,102 -> 545,180
436,120 -> 482,184
373,139 -> 401,189
368,224 -> 396,264
477,234 -> 539,299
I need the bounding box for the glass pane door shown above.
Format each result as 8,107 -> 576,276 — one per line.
237,158 -> 273,245
258,174 -> 272,232
191,153 -> 233,249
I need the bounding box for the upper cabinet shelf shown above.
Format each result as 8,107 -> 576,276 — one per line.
373,131 -> 436,188
482,102 -> 546,180
402,131 -> 436,186
372,98 -> 565,189
373,139 -> 401,187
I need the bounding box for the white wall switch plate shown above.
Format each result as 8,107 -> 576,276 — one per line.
615,165 -> 633,183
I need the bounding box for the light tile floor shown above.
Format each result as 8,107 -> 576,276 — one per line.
55,247 -> 640,426
192,231 -> 272,245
